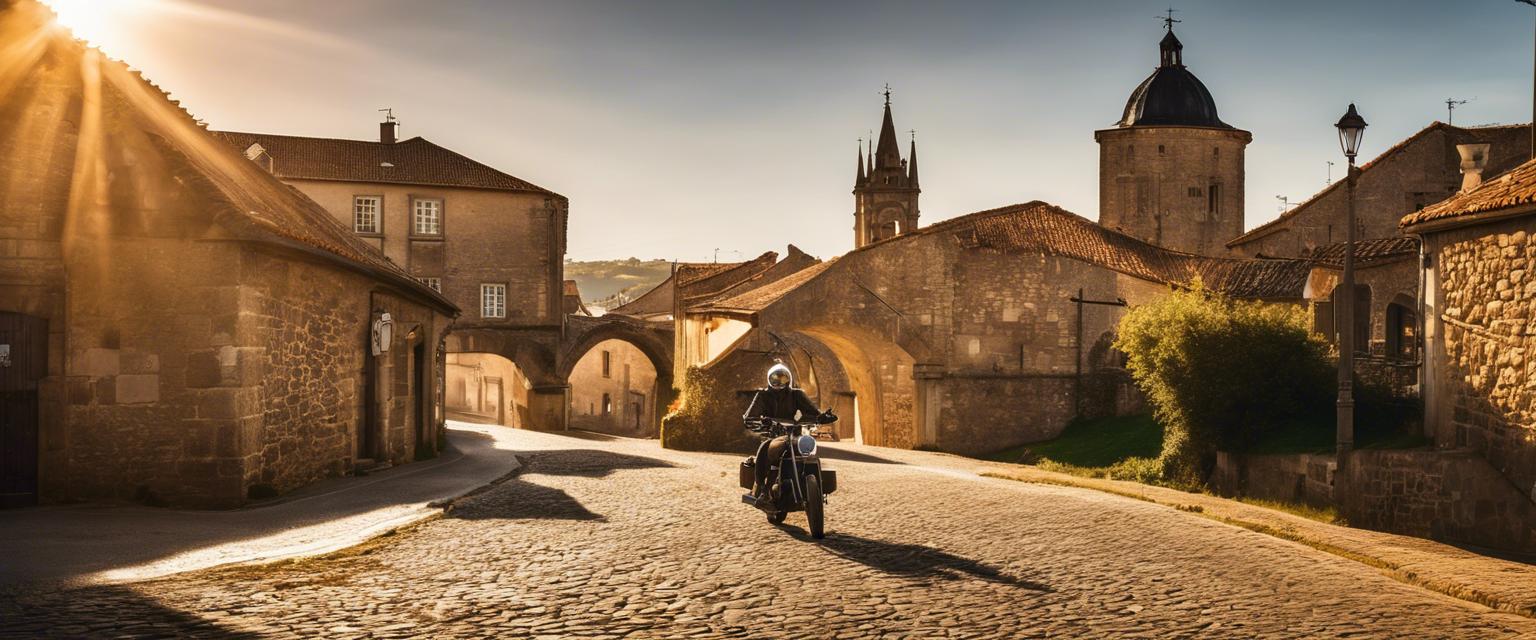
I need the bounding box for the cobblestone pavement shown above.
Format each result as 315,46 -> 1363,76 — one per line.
5,428 -> 1536,639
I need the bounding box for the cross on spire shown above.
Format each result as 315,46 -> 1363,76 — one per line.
1158,7 -> 1180,31
882,83 -> 892,106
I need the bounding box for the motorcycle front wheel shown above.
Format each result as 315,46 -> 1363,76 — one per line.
804,474 -> 825,539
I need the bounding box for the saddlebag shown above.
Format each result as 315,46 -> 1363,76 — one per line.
739,458 -> 755,490
820,468 -> 837,494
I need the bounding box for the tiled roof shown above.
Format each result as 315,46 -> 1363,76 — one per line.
212,131 -> 560,196
1228,122 -> 1529,246
1303,236 -> 1418,266
705,245 -> 821,304
1402,158 -> 1536,229
0,4 -> 453,312
697,259 -> 838,314
609,253 -> 783,318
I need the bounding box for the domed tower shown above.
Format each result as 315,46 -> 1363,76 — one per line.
1094,24 -> 1250,256
853,89 -> 920,249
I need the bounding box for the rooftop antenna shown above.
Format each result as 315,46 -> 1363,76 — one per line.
1158,7 -> 1181,31
1276,195 -> 1296,212
1327,160 -> 1335,185
1445,97 -> 1472,125
378,107 -> 397,123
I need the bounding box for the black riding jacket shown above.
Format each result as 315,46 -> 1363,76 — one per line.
743,387 -> 823,422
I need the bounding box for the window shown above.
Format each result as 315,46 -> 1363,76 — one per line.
1386,296 -> 1418,361
353,196 -> 381,234
480,283 -> 506,318
419,277 -> 441,292
413,198 -> 443,236
602,393 -> 612,416
601,350 -> 612,378
1187,186 -> 1202,198
1157,145 -> 1166,155
1207,184 -> 1221,216
1213,146 -> 1220,158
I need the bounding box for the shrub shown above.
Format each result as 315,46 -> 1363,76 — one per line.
1114,282 -> 1333,485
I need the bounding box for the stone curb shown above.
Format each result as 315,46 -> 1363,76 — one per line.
979,466 -> 1536,620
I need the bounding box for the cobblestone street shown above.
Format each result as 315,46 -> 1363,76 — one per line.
5,427 -> 1536,639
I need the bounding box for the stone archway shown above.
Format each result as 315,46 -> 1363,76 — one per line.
444,328 -> 564,429
559,316 -> 675,436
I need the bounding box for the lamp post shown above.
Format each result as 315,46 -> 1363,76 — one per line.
1521,1 -> 1536,159
1335,104 -> 1368,455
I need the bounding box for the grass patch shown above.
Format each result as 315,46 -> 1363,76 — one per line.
1232,496 -> 1344,525
982,414 -> 1162,468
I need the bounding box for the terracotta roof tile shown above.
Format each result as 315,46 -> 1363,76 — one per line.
698,259 -> 837,314
1402,158 -> 1536,228
1303,237 -> 1418,266
212,131 -> 560,196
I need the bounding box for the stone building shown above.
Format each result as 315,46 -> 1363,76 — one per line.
853,92 -> 920,249
665,202 -> 1313,454
1228,122 -> 1529,259
1096,26 -> 1250,257
214,117 -> 571,429
0,1 -> 456,508
1397,157 -> 1536,550
568,339 -> 660,437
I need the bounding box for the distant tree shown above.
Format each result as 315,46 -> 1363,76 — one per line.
1114,282 -> 1332,485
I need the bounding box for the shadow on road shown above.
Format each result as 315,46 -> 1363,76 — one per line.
814,445 -> 905,466
0,583 -> 263,639
448,449 -> 678,522
529,429 -> 622,442
780,527 -> 1052,593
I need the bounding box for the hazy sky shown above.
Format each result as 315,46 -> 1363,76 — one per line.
59,0 -> 1536,262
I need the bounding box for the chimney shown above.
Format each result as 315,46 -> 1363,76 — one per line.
1457,143 -> 1491,192
380,119 -> 397,144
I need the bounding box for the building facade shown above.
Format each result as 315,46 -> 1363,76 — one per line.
0,2 -> 456,509
215,123 -> 571,429
1096,27 -> 1250,257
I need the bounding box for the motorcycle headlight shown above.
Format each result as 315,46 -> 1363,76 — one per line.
796,434 -> 818,456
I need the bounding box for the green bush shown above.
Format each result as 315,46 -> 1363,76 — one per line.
1114,282 -> 1333,485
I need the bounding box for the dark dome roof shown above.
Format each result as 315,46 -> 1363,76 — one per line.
1117,31 -> 1234,129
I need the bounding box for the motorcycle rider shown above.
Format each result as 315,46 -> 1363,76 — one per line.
743,361 -> 833,501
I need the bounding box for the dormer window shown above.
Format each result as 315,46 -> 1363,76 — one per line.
243,143 -> 273,173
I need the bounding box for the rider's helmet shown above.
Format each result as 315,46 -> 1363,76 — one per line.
766,362 -> 792,390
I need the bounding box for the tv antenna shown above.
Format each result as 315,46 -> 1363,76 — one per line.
1276,195 -> 1297,212
378,107 -> 397,123
1326,160 -> 1335,185
1445,97 -> 1472,125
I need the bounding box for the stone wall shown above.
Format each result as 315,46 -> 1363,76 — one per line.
1425,215 -> 1536,503
1338,449 -> 1536,553
445,352 -> 530,427
1096,126 -> 1250,257
1210,452 -> 1337,509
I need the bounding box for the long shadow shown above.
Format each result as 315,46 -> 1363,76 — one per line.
779,527 -> 1052,593
448,449 -> 677,522
814,445 -> 905,466
529,429 -> 622,442
0,583 -> 261,639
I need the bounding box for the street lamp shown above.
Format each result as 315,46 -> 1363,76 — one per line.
1334,103 -> 1367,455
1520,0 -> 1536,159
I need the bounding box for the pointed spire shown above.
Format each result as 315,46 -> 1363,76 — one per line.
907,131 -> 919,189
874,89 -> 901,170
867,135 -> 874,175
855,139 -> 867,186
1158,8 -> 1183,67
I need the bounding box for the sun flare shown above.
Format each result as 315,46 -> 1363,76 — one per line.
43,0 -> 151,51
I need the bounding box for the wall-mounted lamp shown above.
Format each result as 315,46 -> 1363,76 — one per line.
371,311 -> 394,356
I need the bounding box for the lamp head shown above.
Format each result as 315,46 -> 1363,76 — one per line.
1335,103 -> 1368,161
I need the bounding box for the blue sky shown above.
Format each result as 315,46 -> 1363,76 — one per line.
66,0 -> 1536,261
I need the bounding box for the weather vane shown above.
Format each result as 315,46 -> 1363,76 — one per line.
881,83 -> 892,106
1158,7 -> 1181,31
908,129 -> 916,143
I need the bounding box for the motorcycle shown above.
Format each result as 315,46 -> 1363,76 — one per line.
739,415 -> 838,539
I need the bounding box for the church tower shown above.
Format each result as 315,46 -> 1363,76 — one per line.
853,89 -> 920,249
1094,20 -> 1250,256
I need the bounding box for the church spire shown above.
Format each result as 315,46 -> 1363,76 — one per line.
874,84 -> 902,170
907,131 -> 919,188
855,139 -> 867,186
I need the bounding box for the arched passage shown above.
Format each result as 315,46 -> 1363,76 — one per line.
776,326 -> 919,449
558,319 -> 675,437
444,352 -> 531,428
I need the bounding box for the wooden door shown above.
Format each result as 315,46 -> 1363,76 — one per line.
0,313 -> 47,508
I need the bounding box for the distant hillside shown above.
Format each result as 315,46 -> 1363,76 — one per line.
564,258 -> 674,309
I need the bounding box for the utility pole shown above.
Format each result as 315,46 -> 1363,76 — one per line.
1069,288 -> 1128,419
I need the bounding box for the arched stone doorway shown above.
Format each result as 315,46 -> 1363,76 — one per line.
444,352 -> 531,428
566,339 -> 661,437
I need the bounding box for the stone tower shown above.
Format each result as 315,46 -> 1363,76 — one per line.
853,91 -> 920,249
1094,25 -> 1250,256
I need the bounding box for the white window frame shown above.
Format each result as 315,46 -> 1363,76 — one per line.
481,283 -> 506,318
353,195 -> 381,234
413,197 -> 443,236
419,277 -> 441,292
